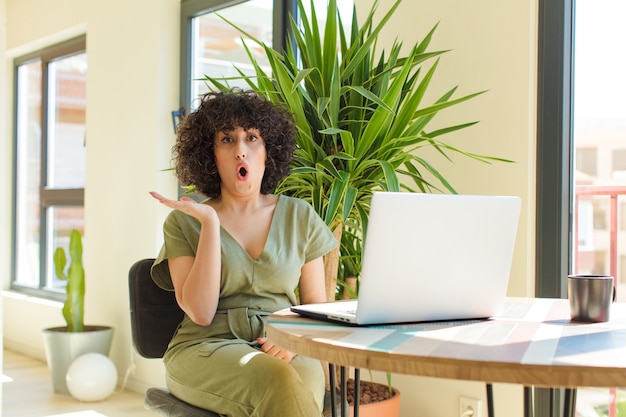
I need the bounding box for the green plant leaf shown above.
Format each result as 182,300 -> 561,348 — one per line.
325,171 -> 350,224
53,248 -> 67,281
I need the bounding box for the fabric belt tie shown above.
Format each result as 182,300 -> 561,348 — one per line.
220,307 -> 270,342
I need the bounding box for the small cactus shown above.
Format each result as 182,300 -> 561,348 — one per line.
53,229 -> 85,332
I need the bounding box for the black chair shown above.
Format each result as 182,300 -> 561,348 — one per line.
129,258 -> 216,417
129,258 -> 343,417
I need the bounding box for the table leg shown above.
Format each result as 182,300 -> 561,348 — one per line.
329,364 -> 337,417
486,383 -> 495,417
354,369 -> 360,417
563,389 -> 577,417
328,364 -> 360,417
523,387 -> 533,417
340,366 -> 347,417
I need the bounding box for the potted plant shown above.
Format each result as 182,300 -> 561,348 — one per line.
342,378 -> 400,417
42,229 -> 114,394
205,0 -> 508,300
203,0 -> 509,412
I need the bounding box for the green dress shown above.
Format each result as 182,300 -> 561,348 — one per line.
151,195 -> 338,417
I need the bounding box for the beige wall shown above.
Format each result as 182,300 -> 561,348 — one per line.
1,1 -> 537,416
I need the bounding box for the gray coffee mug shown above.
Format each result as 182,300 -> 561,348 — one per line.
567,275 -> 615,322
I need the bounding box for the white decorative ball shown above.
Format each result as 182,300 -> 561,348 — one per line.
66,353 -> 118,402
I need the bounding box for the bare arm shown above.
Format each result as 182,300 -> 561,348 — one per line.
298,256 -> 327,304
151,192 -> 222,326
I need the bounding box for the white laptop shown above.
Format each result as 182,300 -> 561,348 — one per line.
291,192 -> 521,325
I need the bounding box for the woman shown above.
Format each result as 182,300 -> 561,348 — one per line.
150,89 -> 338,417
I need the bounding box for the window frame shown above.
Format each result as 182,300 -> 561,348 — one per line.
535,0 -> 574,415
536,0 -> 574,301
11,35 -> 86,300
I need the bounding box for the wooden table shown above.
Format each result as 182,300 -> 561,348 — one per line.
267,297 -> 626,417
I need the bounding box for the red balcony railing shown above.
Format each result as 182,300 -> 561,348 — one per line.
574,185 -> 626,284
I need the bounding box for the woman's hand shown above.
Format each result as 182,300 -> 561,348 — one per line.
257,337 -> 295,363
149,191 -> 217,224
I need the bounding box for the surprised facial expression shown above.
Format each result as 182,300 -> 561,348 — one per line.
213,127 -> 266,196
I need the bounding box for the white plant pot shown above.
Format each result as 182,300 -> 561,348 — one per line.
42,325 -> 114,394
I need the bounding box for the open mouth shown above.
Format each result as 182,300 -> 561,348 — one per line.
237,164 -> 248,179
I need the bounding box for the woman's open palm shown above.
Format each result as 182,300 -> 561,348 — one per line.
150,192 -> 217,223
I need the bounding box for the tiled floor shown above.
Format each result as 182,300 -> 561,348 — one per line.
2,349 -> 153,417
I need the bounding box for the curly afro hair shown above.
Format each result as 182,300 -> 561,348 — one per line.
173,89 -> 297,198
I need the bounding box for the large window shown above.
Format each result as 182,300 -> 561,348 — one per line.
179,0 -> 352,114
12,36 -> 86,299
180,0 -> 282,114
188,0 -> 274,104
572,0 -> 626,295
